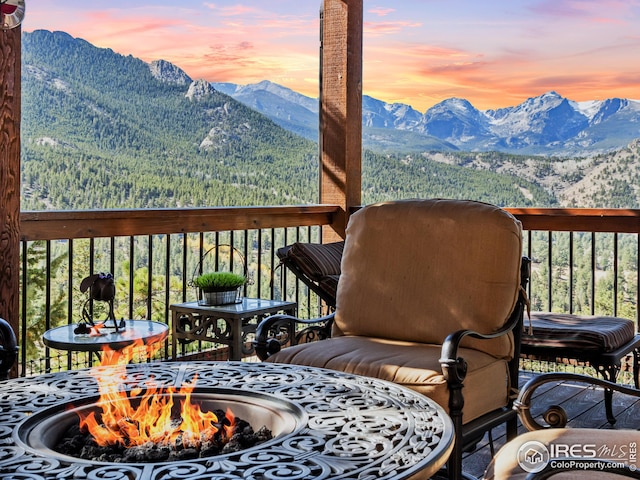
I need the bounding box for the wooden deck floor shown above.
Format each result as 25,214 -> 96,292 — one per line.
462,370 -> 640,479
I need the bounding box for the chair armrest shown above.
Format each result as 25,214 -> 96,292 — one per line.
440,295 -> 526,384
440,256 -> 530,385
254,312 -> 335,360
514,372 -> 640,431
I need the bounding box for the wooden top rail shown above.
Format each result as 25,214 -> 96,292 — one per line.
20,205 -> 341,241
18,206 -> 640,242
506,208 -> 640,234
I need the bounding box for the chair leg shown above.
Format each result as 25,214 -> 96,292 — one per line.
487,429 -> 495,458
604,388 -> 616,425
447,384 -> 465,480
597,363 -> 619,425
446,423 -> 463,480
506,415 -> 518,441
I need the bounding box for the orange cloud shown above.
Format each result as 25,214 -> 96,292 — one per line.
366,35 -> 640,111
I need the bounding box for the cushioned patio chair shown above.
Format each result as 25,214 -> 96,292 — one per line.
276,240 -> 343,309
256,198 -> 530,480
276,245 -> 640,424
520,311 -> 640,424
484,372 -> 640,479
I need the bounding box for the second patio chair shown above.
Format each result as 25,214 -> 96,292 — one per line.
276,240 -> 343,309
256,198 -> 530,480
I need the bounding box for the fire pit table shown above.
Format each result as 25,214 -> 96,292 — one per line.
0,361 -> 454,479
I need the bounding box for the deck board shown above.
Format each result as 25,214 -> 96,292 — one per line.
462,370 -> 640,479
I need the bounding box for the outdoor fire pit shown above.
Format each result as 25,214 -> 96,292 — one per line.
21,389 -> 291,464
0,361 -> 454,479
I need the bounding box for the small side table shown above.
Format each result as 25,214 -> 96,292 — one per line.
170,298 -> 297,361
43,320 -> 169,353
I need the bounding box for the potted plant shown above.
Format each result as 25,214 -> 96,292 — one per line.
193,271 -> 246,306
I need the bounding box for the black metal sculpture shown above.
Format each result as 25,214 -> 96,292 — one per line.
76,272 -> 124,334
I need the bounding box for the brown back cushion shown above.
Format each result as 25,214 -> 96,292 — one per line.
333,199 -> 523,359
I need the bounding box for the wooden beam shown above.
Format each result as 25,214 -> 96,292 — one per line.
506,207 -> 640,233
0,27 -> 21,377
320,0 -> 363,241
20,205 -> 341,241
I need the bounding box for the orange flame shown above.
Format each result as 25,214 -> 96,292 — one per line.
77,338 -> 234,449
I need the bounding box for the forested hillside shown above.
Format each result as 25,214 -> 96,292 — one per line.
21,30 -> 318,210
362,151 -> 556,206
425,148 -> 640,208
18,30 -> 581,209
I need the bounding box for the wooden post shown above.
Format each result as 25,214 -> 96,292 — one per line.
0,27 -> 21,378
320,0 -> 362,241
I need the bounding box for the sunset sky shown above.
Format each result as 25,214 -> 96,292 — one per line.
23,0 -> 640,112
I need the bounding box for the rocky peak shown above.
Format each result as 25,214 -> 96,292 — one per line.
186,79 -> 216,101
149,60 -> 192,86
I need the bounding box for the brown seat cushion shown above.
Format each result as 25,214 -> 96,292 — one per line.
267,335 -> 511,423
523,312 -> 636,352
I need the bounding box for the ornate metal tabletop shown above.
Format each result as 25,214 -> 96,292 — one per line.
0,361 -> 454,479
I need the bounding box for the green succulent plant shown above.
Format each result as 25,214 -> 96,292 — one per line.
192,272 -> 246,292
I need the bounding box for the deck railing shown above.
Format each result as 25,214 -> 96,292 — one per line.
18,205 -> 339,376
16,205 -> 640,376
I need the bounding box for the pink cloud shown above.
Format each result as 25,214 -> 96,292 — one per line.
218,5 -> 260,16
202,3 -> 260,16
202,42 -> 256,66
421,61 -> 490,76
83,11 -> 186,40
260,16 -> 318,34
398,44 -> 470,59
369,7 -> 395,17
364,20 -> 421,36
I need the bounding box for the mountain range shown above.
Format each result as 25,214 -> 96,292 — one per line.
213,81 -> 640,156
